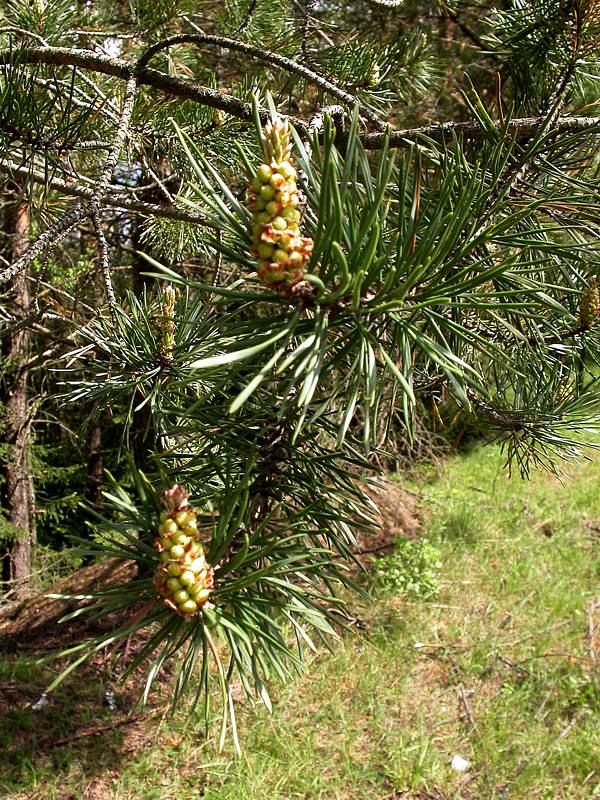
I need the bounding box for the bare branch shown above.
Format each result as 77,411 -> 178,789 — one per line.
0,161 -> 214,226
136,34 -> 387,130
0,207 -> 86,286
91,209 -> 117,314
358,115 -> 600,150
90,73 -> 137,206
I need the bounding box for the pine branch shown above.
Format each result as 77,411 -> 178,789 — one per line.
231,0 -> 258,37
3,46 -> 599,149
466,389 -> 546,431
0,206 -> 86,286
485,4 -> 582,206
0,161 -> 213,226
0,26 -> 49,46
0,42 -> 380,130
90,73 -> 137,206
358,116 -> 600,149
136,34 -> 387,130
86,72 -> 138,308
303,104 -> 345,156
0,45 -> 269,124
0,73 -> 140,289
91,208 -> 117,315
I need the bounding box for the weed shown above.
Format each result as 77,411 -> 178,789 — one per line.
370,538 -> 442,599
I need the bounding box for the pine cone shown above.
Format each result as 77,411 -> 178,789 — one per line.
154,486 -> 214,617
248,117 -> 314,295
579,277 -> 600,330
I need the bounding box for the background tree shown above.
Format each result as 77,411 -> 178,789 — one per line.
1,0 -> 600,737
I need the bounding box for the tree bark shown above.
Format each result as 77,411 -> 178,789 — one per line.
1,195 -> 36,597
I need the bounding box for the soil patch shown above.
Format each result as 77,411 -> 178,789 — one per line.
355,478 -> 421,560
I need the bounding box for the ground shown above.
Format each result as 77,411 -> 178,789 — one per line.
0,443 -> 598,799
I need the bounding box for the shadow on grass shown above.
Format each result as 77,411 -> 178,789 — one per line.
0,612 -> 172,797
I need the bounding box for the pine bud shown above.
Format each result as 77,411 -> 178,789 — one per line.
368,63 -> 381,87
154,485 -> 214,618
160,284 -> 176,361
579,277 -> 600,330
247,116 -> 315,297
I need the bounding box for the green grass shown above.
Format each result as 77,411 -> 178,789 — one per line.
2,444 -> 599,799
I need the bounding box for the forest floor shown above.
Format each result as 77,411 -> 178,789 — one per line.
1,443 -> 599,800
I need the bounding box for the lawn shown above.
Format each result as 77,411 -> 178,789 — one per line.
1,443 -> 598,799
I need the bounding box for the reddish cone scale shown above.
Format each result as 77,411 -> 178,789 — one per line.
248,117 -> 314,295
154,484 -> 214,617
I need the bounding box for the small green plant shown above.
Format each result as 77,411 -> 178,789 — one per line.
371,537 -> 442,599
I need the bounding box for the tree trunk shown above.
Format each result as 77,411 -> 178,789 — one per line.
1,196 -> 36,597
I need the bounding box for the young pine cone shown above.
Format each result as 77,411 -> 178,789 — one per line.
154,485 -> 214,617
248,117 -> 314,295
579,277 -> 600,330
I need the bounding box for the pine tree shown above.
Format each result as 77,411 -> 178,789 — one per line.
1,0 -> 600,739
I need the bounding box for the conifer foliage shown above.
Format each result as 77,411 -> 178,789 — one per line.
1,0 -> 600,739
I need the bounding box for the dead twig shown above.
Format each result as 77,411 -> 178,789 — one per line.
458,686 -> 479,734
41,708 -> 162,749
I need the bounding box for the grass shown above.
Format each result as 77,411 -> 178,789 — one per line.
1,443 -> 599,799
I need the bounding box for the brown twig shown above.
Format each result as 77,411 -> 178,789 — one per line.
0,161 -> 213,226
458,685 -> 480,738
42,708 -> 161,748
446,8 -> 488,53
135,34 -> 386,131
0,206 -> 86,286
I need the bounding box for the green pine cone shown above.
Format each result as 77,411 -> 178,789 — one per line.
579,278 -> 600,329
248,117 -> 315,296
154,485 -> 214,617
